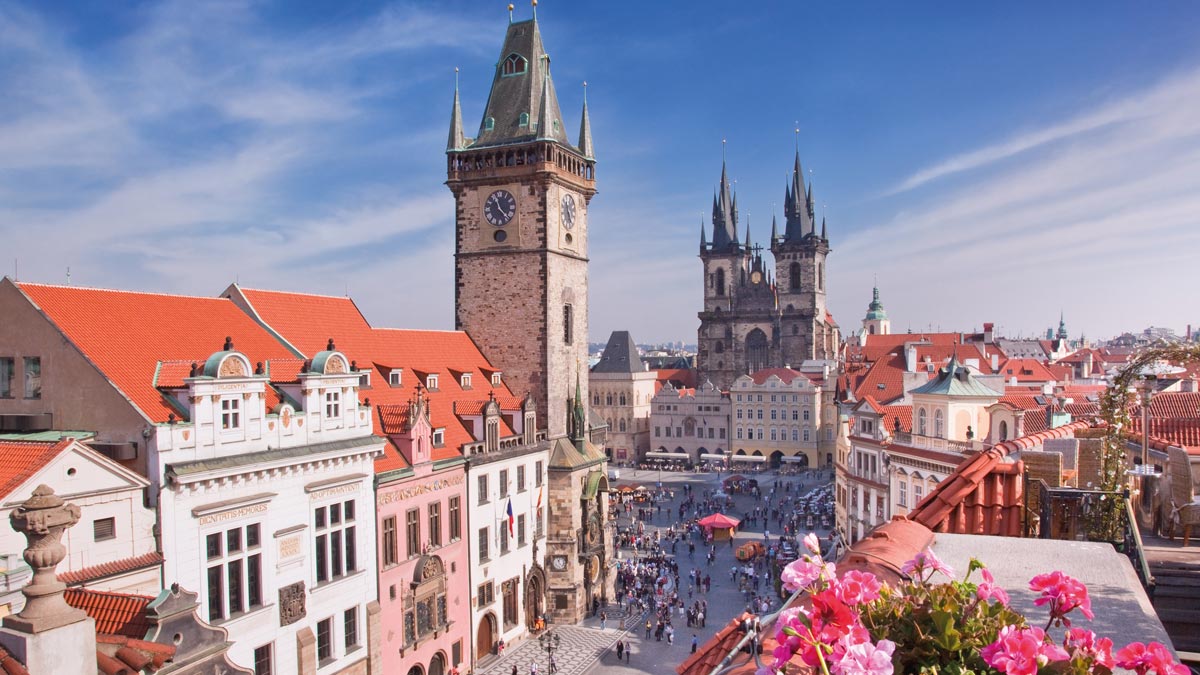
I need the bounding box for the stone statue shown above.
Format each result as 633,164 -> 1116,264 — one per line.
4,485 -> 86,633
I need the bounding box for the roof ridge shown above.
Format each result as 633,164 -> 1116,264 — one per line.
17,281 -> 228,303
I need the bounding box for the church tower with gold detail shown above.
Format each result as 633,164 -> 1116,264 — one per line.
446,3 -> 611,625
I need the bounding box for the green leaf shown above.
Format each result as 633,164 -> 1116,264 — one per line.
931,610 -> 962,651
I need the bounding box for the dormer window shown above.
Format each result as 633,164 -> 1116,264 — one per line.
518,112 -> 529,128
502,54 -> 527,76
221,398 -> 241,430
426,374 -> 439,391
359,370 -> 371,387
432,429 -> 445,448
485,117 -> 495,131
389,370 -> 402,387
325,391 -> 341,419
491,372 -> 502,386
461,373 -> 472,389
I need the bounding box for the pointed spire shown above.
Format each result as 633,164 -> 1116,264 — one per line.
821,216 -> 827,240
536,68 -> 553,140
577,81 -> 594,158
700,219 -> 707,250
784,146 -> 813,242
770,213 -> 778,242
744,219 -> 751,249
571,367 -> 586,445
447,68 -> 466,151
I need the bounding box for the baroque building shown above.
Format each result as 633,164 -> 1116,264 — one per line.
589,331 -> 656,463
446,11 -> 610,626
697,151 -> 839,390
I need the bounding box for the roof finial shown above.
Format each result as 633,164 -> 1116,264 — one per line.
455,66 -> 459,92
508,3 -> 514,22
721,137 -> 726,164
794,121 -> 800,151
531,0 -> 537,20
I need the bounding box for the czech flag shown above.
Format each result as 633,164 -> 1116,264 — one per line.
506,499 -> 515,537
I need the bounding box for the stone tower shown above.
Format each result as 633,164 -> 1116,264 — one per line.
861,284 -> 890,338
447,12 -> 596,439
772,148 -> 838,365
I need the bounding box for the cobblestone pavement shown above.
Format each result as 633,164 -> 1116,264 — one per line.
474,609 -> 646,675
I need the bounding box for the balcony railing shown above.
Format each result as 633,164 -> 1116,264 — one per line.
892,432 -> 977,454
1026,482 -> 1154,594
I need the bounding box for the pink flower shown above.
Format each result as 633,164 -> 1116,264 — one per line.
835,570 -> 883,605
1029,571 -> 1094,625
1115,642 -> 1190,675
976,567 -> 1010,606
900,548 -> 955,581
980,625 -> 1069,675
832,637 -> 896,675
781,558 -> 835,593
1063,628 -> 1113,669
804,531 -> 822,554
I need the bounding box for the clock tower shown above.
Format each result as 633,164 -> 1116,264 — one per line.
446,12 -> 596,441
447,9 -> 611,625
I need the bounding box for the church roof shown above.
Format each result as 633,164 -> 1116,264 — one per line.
909,357 -> 1001,398
864,285 -> 887,321
469,18 -> 571,150
592,331 -> 644,374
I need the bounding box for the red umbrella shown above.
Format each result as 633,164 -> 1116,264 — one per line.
698,513 -> 741,529
723,474 -> 747,484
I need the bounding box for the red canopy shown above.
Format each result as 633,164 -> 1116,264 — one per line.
698,513 -> 741,529
723,475 -> 747,484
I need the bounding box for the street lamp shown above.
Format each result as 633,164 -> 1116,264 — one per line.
538,631 -> 561,674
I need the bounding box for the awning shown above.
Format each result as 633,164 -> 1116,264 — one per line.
645,451 -> 689,459
699,454 -> 727,462
779,456 -> 810,463
730,455 -> 766,463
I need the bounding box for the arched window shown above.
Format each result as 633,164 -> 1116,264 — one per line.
619,393 -> 626,406
502,54 -> 528,75
934,409 -> 944,438
715,268 -> 726,296
918,408 -> 927,436
518,112 -> 529,127
999,420 -> 1009,442
803,409 -> 810,421
605,393 -> 613,406
869,325 -> 876,335
789,262 -> 802,291
818,263 -> 824,290
715,340 -> 724,354
618,419 -> 627,432
745,328 -> 769,373
803,429 -> 810,442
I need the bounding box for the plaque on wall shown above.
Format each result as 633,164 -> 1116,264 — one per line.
279,581 -> 307,626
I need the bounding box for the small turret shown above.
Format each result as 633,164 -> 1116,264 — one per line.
447,69 -> 466,151
577,82 -> 594,158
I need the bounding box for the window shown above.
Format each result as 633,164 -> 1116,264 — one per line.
502,54 -> 527,75
934,410 -> 944,438
803,409 -> 810,421
382,516 -> 398,567
517,465 -> 527,491
664,427 -> 671,437
0,358 -> 12,398
453,640 -> 462,667
220,398 -> 240,430
563,305 -> 574,344
205,523 -> 263,622
432,429 -> 444,447
405,508 -> 419,558
449,496 -> 461,541
756,409 -> 763,420
426,374 -> 439,390
897,479 -> 907,507
325,390 -> 341,419
314,500 -> 357,584
428,502 -> 442,547
535,461 -> 543,487
478,527 -> 490,562
803,429 -> 810,442
502,578 -> 519,628
344,607 -> 359,651
485,117 -> 495,131
792,429 -> 799,442
22,357 -> 40,400
918,408 -> 927,436
491,372 -> 502,386
914,483 -> 924,503
719,428 -> 726,439
499,523 -> 509,555
737,428 -> 743,440
254,644 -> 273,675
789,262 -> 802,291
757,428 -> 764,440
317,617 -> 333,663
736,409 -> 742,420
792,409 -> 799,420
499,469 -> 509,498
93,517 -> 116,542
618,419 -> 626,432
461,373 -> 472,389
519,112 -> 529,127
478,475 -> 489,504
770,428 -> 777,441
654,426 -> 661,437
477,582 -> 494,606
715,268 -> 726,296
676,427 -> 682,437
770,409 -> 777,420
619,393 -> 627,406
517,514 -> 526,546
389,370 -> 402,386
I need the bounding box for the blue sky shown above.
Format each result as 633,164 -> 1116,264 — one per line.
3,1 -> 1199,344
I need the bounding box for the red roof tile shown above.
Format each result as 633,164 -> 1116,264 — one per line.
0,645 -> 29,675
0,439 -> 71,498
64,588 -> 153,638
59,551 -> 163,586
881,405 -> 912,434
996,358 -> 1059,383
1135,392 -> 1200,418
1131,417 -> 1200,451
18,284 -> 299,423
748,367 -> 807,385
676,612 -> 756,675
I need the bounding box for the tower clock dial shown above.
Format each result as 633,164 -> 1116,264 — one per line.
560,194 -> 576,230
484,190 -> 517,226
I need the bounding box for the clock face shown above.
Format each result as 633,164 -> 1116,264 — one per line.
560,194 -> 576,230
587,513 -> 601,545
552,555 -> 567,571
750,270 -> 763,284
484,190 -> 517,226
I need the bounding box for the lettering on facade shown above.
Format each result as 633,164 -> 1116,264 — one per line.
279,581 -> 307,626
308,482 -> 361,502
197,503 -> 268,527
377,475 -> 465,505
278,535 -> 301,560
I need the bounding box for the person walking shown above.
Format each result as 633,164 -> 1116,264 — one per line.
691,634 -> 699,654
511,666 -> 517,675
599,611 -> 606,631
645,619 -> 652,639
616,639 -> 624,661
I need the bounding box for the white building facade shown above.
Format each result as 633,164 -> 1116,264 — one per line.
648,381 -> 730,466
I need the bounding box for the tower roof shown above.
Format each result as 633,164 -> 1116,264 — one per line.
447,73 -> 467,151
471,18 -> 572,149
783,148 -> 814,242
592,331 -> 644,374
864,285 -> 888,321
709,160 -> 737,250
909,357 -> 1001,398
577,83 -> 594,159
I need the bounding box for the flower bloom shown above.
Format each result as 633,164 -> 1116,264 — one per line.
832,637 -> 896,675
835,570 -> 882,606
980,625 -> 1069,675
900,548 -> 955,581
804,531 -> 822,554
1029,571 -> 1094,624
781,558 -> 835,593
1063,628 -> 1113,669
976,567 -> 1010,606
1114,641 -> 1190,675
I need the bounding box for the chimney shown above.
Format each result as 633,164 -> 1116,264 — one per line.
905,344 -> 917,372
990,353 -> 999,371
983,322 -> 994,344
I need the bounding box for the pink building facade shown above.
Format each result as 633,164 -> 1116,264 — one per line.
375,392 -> 470,675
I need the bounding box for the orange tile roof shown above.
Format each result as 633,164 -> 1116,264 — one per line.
996,358 -> 1058,382
235,288 -> 519,465
59,551 -> 163,586
64,588 -> 153,638
860,332 -> 964,350
1131,417 -> 1200,451
881,405 -> 912,433
0,439 -> 71,498
676,612 -> 756,675
0,645 -> 29,675
853,353 -> 926,404
656,368 -> 699,389
18,283 -> 300,423
748,367 -> 807,385
907,420 -> 1091,535
1136,392 -> 1200,418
